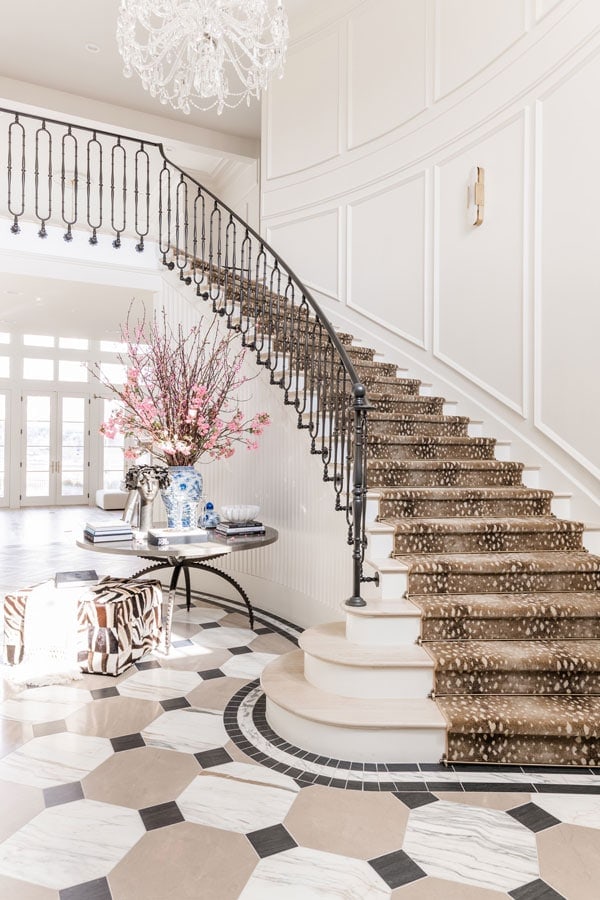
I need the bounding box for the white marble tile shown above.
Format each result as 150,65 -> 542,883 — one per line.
532,793 -> 600,828
117,668 -> 201,701
221,652 -> 279,680
0,798 -> 145,890
208,761 -> 300,793
191,626 -> 256,650
456,771 -> 546,785
177,771 -> 298,833
173,606 -> 227,625
141,707 -> 228,753
238,847 -> 390,899
0,685 -> 92,724
0,732 -> 112,788
403,800 -> 539,892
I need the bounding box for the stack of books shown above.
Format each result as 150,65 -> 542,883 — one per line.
216,520 -> 266,537
55,569 -> 98,588
84,521 -> 134,543
147,527 -> 209,547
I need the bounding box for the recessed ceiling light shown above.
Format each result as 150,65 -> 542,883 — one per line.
85,43 -> 100,54
35,297 -> 43,303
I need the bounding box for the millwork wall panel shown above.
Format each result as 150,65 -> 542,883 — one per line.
266,209 -> 340,299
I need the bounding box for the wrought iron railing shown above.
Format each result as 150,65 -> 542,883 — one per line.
0,106 -> 372,606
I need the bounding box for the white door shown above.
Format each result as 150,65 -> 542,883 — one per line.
21,392 -> 90,506
0,391 -> 8,508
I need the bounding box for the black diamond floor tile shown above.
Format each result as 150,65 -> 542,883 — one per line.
368,849 -> 427,890
507,802 -> 561,833
509,879 -> 567,900
134,659 -> 161,671
160,696 -> 191,711
110,732 -> 145,752
91,687 -> 120,700
139,801 -> 185,831
246,823 -> 297,858
59,876 -> 112,900
194,747 -> 233,768
395,791 -> 438,809
199,668 -> 225,680
43,781 -> 84,808
229,645 -> 252,655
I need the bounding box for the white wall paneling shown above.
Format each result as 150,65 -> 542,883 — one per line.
266,28 -> 342,180
536,0 -> 563,20
347,173 -> 427,348
266,208 -> 341,300
534,50 -> 600,479
347,0 -> 428,149
434,0 -> 528,101
434,112 -> 528,415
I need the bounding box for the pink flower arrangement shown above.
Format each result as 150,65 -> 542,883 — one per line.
92,308 -> 270,466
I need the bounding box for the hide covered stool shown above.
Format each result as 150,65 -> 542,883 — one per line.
3,577 -> 163,678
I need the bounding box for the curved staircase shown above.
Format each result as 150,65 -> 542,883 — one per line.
261,332 -> 600,766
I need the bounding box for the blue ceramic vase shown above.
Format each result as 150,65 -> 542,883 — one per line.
160,466 -> 203,529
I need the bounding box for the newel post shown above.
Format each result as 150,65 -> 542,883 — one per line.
346,382 -> 368,608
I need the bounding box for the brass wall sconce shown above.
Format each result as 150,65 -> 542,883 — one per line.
467,166 -> 485,226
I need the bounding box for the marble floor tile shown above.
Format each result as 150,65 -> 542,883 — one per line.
191,625 -> 257,650
117,668 -> 201,701
221,652 -> 279,680
537,823 -> 600,900
186,677 -> 240,711
238,846 -> 391,899
532,792 -> 600,829
434,792 -> 533,812
65,696 -> 162,739
391,876 -> 508,898
249,632 -> 297,655
0,779 -> 45,842
83,746 -> 198,810
158,646 -> 230,673
208,761 -> 301,792
172,606 -> 227,625
177,768 -> 299,833
0,732 -> 112,788
284,784 -> 410,859
108,821 -> 256,900
0,685 -> 92,724
0,718 -> 34,758
141,707 -> 228,753
0,874 -> 58,899
403,800 -> 539,893
0,798 -> 145,890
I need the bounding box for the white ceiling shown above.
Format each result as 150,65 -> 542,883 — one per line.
0,0 -> 313,142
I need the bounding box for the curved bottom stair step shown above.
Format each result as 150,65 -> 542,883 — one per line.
261,651 -> 447,763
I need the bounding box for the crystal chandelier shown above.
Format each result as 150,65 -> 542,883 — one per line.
117,0 -> 289,115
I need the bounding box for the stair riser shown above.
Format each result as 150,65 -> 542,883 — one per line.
435,671 -> 600,695
368,468 -> 523,488
370,421 -> 469,437
380,498 -> 553,518
266,699 -> 446,763
447,733 -> 600,767
372,399 -> 445,415
366,441 -> 497,460
394,531 -> 584,555
408,571 -> 600,594
421,617 -> 600,641
345,613 -> 422,646
304,655 -> 434,699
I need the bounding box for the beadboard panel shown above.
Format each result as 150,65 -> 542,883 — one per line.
536,51 -> 600,478
155,278 -> 352,620
347,0 -> 428,149
265,209 -> 340,300
434,0 -> 527,100
435,113 -> 526,414
266,29 -> 341,180
347,174 -> 427,348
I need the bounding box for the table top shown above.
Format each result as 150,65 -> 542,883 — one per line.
77,525 -> 278,563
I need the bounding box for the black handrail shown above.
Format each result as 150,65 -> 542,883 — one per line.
0,104 -> 371,607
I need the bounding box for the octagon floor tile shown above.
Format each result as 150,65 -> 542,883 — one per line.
537,823 -> 600,900
0,686 -> 92,724
532,793 -> 600,829
65,697 -> 162,739
83,746 -> 198,809
0,778 -> 45,841
172,606 -> 227,625
0,719 -> 35,758
434,792 -> 533,811
191,626 -> 256,650
0,874 -> 58,899
221,652 -> 278,680
117,668 -> 201,701
0,798 -> 145,890
108,822 -> 256,900
285,785 -> 409,859
248,633 -> 297,655
186,677 -> 240,711
0,732 -> 112,788
141,708 -> 228,754
391,876 -> 508,898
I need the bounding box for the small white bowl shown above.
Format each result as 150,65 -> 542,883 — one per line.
220,505 -> 260,524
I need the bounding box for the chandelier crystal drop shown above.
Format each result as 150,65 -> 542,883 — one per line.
116,0 -> 289,115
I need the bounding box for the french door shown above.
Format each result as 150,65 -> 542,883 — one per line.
0,391 -> 8,508
21,392 -> 90,506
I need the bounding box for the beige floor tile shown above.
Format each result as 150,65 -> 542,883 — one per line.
434,791 -> 532,811
0,874 -> 58,899
31,720 -> 68,739
220,611 -> 253,629
284,785 -> 409,859
65,696 -> 162,738
537,822 -> 600,900
250,632 -> 297,654
108,821 -> 257,900
159,647 -> 231,673
187,676 -> 246,710
83,746 -> 198,809
0,719 -> 34,758
0,779 -> 45,842
392,876 -> 507,898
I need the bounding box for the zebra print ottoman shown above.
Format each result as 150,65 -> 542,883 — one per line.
3,577 -> 163,676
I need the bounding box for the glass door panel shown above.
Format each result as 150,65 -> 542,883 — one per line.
0,392 -> 7,506
59,396 -> 87,502
23,394 -> 52,503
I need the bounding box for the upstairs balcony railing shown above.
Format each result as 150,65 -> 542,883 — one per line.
0,105 -> 372,606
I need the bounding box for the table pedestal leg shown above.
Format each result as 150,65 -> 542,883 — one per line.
186,562 -> 254,629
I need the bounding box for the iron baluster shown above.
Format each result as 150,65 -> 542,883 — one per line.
60,126 -> 78,242
158,161 -> 171,266
175,175 -> 190,283
134,144 -> 150,252
7,115 -> 25,234
110,137 -> 126,248
34,120 -> 52,239
86,132 -> 103,245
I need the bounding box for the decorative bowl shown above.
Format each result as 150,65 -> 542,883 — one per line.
220,505 -> 260,524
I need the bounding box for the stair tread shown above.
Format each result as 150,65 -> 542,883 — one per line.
396,551 -> 600,572
300,622 -> 432,667
426,639 -> 600,669
371,413 -> 469,423
378,486 -> 552,500
369,436 -> 495,444
391,517 -> 583,534
437,693 -> 600,735
343,599 -> 421,618
412,591 -> 600,617
262,651 -> 446,728
368,460 -> 523,470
